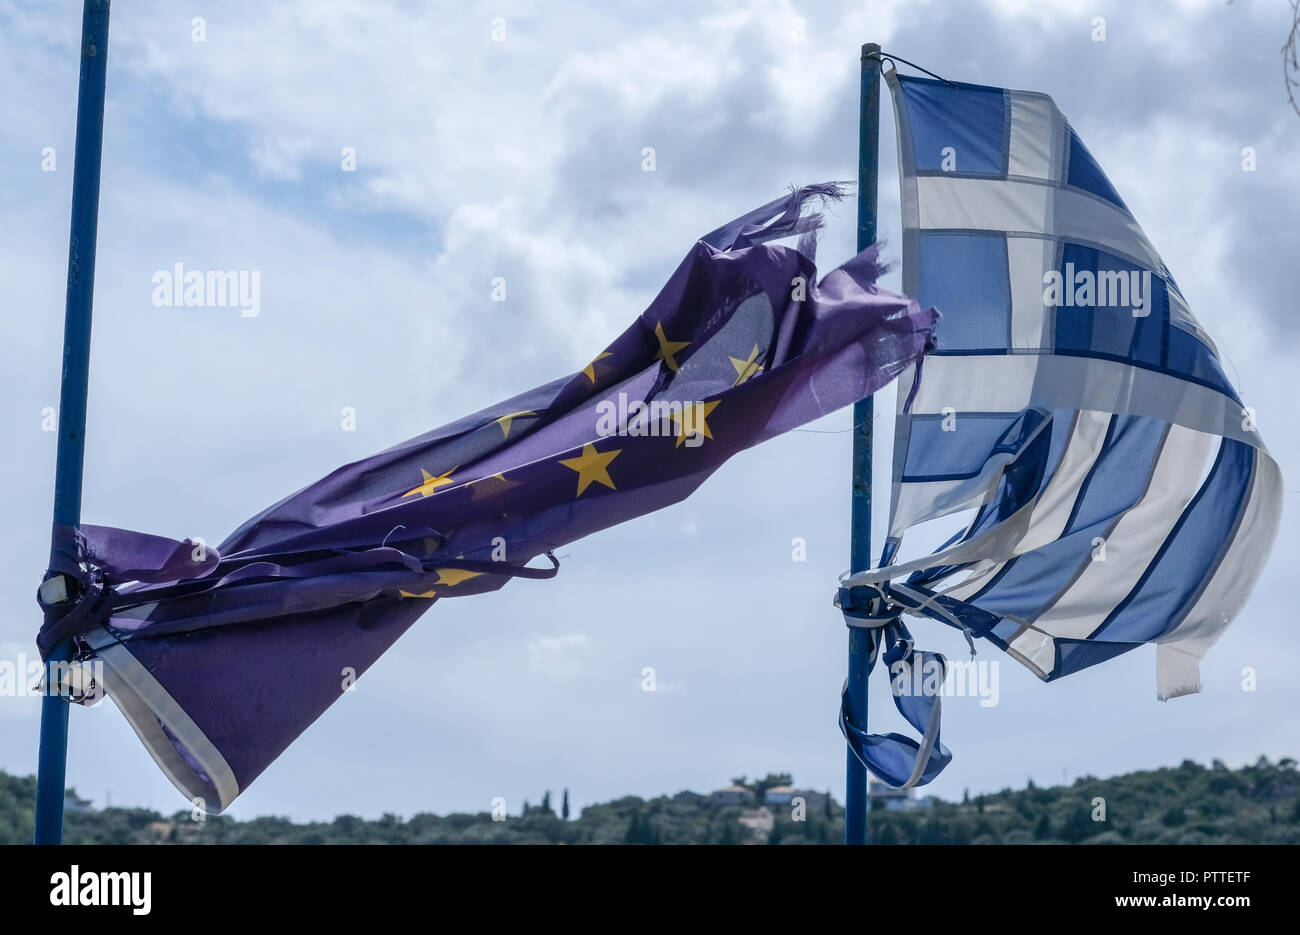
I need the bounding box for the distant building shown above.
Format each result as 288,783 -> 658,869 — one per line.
869,780 -> 915,812
671,790 -> 707,807
711,784 -> 755,807
144,819 -> 202,844
63,792 -> 93,814
738,806 -> 774,842
146,821 -> 176,844
797,789 -> 830,812
763,785 -> 797,807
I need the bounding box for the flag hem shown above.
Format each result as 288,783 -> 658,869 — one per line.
84,626 -> 239,814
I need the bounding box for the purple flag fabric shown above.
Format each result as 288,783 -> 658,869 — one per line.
38,185 -> 938,812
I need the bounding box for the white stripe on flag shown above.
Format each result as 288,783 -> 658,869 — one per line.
1006,91 -> 1061,181
907,355 -> 1264,450
890,470 -> 999,535
940,410 -> 1112,603
1027,423 -> 1213,641
1007,626 -> 1055,678
915,176 -> 1163,273
1155,452 -> 1283,697
1008,235 -> 1053,349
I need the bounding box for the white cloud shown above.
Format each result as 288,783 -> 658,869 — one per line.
527,633 -> 592,680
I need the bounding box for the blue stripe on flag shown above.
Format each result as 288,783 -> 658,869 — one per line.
1066,128 -> 1129,210
1093,439 -> 1255,644
1053,243 -> 1166,364
971,415 -> 1167,621
901,410 -> 1044,483
1165,327 -> 1241,402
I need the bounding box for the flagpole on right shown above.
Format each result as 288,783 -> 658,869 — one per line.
844,41 -> 882,847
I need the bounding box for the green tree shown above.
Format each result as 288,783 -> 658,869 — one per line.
1034,813 -> 1052,840
562,788 -> 570,820
7,756 -> 1294,846
1060,803 -> 1093,843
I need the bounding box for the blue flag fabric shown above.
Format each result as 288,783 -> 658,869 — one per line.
846,73 -> 1282,722
837,585 -> 952,788
38,184 -> 939,812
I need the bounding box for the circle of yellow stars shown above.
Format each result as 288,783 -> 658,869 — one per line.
396,330 -> 767,594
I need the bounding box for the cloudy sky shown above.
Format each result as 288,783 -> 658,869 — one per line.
1,0 -> 1296,822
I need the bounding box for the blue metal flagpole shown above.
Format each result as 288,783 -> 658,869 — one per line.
34,0 -> 112,846
844,41 -> 881,847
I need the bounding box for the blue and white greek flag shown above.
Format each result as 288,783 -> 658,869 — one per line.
849,72 -> 1283,700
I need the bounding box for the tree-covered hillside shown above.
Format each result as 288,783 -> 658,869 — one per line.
2,758 -> 1297,844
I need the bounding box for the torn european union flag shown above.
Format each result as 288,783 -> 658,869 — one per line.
38,184 -> 937,812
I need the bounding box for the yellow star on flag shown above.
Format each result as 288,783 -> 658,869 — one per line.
558,443 -> 621,497
582,352 -> 612,383
671,400 -> 720,447
653,322 -> 690,372
730,345 -> 765,386
434,567 -> 484,587
403,468 -> 455,498
495,411 -> 535,438
469,473 -> 521,501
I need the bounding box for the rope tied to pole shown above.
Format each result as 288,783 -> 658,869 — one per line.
861,49 -> 958,87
